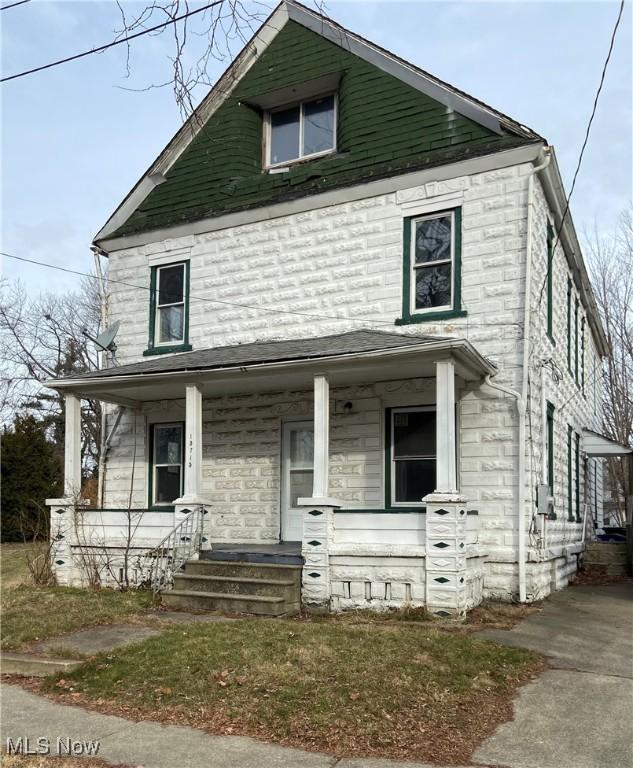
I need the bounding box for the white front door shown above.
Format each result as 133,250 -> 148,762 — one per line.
281,420 -> 314,541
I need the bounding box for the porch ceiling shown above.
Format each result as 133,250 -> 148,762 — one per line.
45,329 -> 496,406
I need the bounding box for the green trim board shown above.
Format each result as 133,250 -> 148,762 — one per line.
546,222 -> 554,343
396,207 -> 464,326
575,431 -> 581,522
546,401 -> 555,490
581,318 -> 585,395
145,260 -> 191,356
574,297 -> 579,385
567,424 -> 573,521
566,279 -> 572,373
109,21 -> 534,240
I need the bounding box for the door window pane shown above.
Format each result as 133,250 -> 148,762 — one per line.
159,304 -> 184,343
289,469 -> 313,507
290,429 -> 314,469
155,465 -> 182,504
303,95 -> 335,156
154,425 -> 183,465
395,459 -> 435,503
270,106 -> 300,165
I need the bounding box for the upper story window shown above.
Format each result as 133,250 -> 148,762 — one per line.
546,222 -> 555,343
145,261 -> 192,356
266,94 -> 336,167
396,208 -> 465,326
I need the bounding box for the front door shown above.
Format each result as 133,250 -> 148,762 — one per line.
281,420 -> 314,541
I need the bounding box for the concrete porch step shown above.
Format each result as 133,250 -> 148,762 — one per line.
184,559 -> 302,583
173,572 -> 300,600
162,589 -> 298,616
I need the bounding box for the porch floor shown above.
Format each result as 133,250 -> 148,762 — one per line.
201,542 -> 303,566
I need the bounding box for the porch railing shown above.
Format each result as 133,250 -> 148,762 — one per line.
134,507 -> 204,593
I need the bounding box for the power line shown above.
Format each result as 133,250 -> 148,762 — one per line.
1,250 -> 522,329
1,0 -> 31,10
1,0 -> 223,83
535,0 -> 625,315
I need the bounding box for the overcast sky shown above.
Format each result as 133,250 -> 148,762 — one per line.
2,0 -> 631,296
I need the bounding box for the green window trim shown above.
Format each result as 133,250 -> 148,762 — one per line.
384,406 -> 437,510
546,223 -> 554,343
395,207 -> 465,326
546,401 -> 555,491
567,425 -> 573,521
145,260 -> 191,356
581,317 -> 585,395
574,297 -> 579,385
575,431 -> 581,523
566,279 -> 572,373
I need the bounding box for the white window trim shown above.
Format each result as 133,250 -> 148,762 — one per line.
409,210 -> 456,315
390,405 -> 436,508
155,262 -> 186,347
264,93 -> 337,169
152,422 -> 184,506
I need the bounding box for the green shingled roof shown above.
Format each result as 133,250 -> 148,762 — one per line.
108,17 -> 539,240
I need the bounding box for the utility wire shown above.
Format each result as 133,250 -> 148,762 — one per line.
2,250 -> 521,329
535,0 -> 625,315
1,0 -> 31,10
1,0 -> 223,83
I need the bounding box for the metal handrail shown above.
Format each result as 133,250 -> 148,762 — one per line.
135,507 -> 204,593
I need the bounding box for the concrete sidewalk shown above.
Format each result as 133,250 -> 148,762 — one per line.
473,583 -> 633,768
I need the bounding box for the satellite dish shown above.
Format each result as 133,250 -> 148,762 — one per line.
83,321 -> 120,353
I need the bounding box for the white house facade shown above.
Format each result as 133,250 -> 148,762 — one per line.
46,1 -> 620,616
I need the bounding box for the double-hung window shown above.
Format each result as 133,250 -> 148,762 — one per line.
266,94 -> 336,167
146,261 -> 191,355
546,223 -> 554,342
388,407 -> 436,506
546,402 -> 555,492
151,423 -> 184,506
397,208 -> 464,324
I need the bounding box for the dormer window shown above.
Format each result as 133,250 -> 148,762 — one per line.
266,94 -> 336,167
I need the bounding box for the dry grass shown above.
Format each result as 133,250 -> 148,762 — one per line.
1,756 -> 131,768
41,617 -> 543,765
0,543 -> 47,588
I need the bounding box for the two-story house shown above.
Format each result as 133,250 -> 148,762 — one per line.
46,0 -> 623,616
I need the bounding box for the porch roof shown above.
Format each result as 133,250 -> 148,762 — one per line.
46,329 -> 497,405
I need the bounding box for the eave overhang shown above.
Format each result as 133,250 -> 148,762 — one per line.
44,337 -> 496,407
582,428 -> 632,457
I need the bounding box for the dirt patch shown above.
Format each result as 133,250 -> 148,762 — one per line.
571,565 -> 633,587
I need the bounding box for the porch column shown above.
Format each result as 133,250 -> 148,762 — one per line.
423,358 -> 472,617
173,383 -> 210,551
64,392 -> 82,498
435,359 -> 458,494
297,373 -> 342,612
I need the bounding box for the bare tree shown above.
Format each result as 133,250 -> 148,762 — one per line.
586,207 -> 633,526
112,0 -> 326,119
0,277 -> 103,486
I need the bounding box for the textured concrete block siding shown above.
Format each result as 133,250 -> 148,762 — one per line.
106,164 -> 532,553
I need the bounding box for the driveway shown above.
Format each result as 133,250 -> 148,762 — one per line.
473,583 -> 633,768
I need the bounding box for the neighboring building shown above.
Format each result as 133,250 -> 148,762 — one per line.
46,1 -> 624,615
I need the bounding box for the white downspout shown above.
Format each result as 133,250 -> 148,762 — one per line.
485,147 -> 551,603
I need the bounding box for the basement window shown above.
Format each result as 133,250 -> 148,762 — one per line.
265,94 -> 336,167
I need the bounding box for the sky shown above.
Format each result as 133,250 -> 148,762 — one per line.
1,0 -> 631,296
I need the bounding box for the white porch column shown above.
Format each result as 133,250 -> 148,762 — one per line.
313,374 -> 330,500
64,392 -> 82,498
173,383 -> 210,551
435,359 -> 458,494
298,373 -> 342,612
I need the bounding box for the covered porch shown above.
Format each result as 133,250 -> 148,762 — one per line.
47,330 -> 494,615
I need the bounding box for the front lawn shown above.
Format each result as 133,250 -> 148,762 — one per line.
48,618 -> 542,764
1,585 -> 154,650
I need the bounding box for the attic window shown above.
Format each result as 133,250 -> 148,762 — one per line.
266,94 -> 336,167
